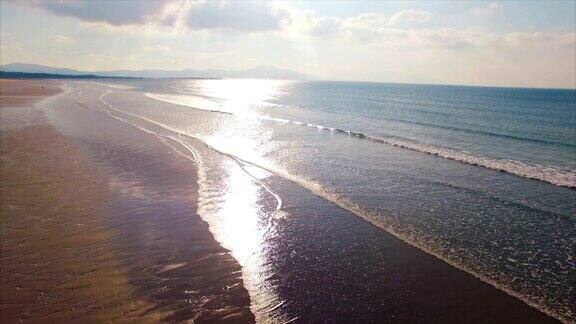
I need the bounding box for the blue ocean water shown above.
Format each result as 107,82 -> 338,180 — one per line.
145,80 -> 576,186
73,79 -> 575,321
272,82 -> 576,169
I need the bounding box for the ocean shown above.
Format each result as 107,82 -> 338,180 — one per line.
48,79 -> 575,322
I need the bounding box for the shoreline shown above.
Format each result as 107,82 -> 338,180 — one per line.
0,78 -> 565,322
0,79 -> 254,322
133,84 -> 571,322
94,81 -> 561,322
0,79 -> 62,107
145,92 -> 576,188
0,79 -> 163,322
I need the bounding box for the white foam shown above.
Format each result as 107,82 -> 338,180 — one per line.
145,92 -> 576,188
89,82 -> 136,90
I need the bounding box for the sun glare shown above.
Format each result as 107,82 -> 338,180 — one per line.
197,79 -> 286,116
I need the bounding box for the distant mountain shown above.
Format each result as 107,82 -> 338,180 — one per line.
0,71 -> 136,79
0,63 -> 314,80
0,63 -> 89,76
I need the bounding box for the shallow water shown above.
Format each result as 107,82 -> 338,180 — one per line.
38,89 -> 255,322
45,80 -> 574,322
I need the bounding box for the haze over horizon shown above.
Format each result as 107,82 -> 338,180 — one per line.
1,0 -> 575,88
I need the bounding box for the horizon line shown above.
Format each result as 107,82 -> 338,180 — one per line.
2,61 -> 575,91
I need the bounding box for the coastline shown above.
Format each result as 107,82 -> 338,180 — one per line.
114,80 -> 573,322
0,79 -> 254,322
0,79 -> 161,321
0,78 -> 564,322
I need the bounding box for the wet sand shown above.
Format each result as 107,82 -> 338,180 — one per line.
0,79 -> 161,322
261,175 -> 562,322
0,125 -> 163,322
0,79 -> 61,107
0,79 -> 254,322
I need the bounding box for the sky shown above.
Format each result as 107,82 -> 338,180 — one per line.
0,0 -> 575,88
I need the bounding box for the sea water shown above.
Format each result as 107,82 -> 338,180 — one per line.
71,79 -> 575,321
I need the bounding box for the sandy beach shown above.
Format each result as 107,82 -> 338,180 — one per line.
0,79 -> 61,107
0,79 -> 254,322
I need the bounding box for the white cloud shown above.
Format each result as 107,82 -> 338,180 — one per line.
388,9 -> 432,26
54,34 -> 72,43
345,13 -> 389,29
303,10 -> 569,55
311,17 -> 342,39
472,2 -> 502,16
307,10 -> 431,42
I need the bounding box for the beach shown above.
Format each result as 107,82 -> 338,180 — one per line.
2,0 -> 575,322
0,78 -> 567,322
0,79 -> 253,322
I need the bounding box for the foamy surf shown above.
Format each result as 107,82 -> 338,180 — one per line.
95,90 -> 291,323
145,92 -> 576,188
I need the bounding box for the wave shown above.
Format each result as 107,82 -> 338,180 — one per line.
384,117 -> 574,148
350,132 -> 576,188
89,82 -> 137,90
94,90 -> 571,322
145,92 -> 576,189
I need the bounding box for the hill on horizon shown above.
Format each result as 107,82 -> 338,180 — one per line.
0,63 -> 315,80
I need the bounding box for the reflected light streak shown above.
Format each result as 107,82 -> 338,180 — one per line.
198,157 -> 284,322
192,79 -> 287,322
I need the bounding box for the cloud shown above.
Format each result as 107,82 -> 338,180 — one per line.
345,13 -> 389,29
472,2 -> 502,16
18,0 -> 291,33
307,10 -> 432,42
311,17 -> 342,39
54,34 -> 72,43
503,32 -> 554,46
3,0 -> 574,88
185,1 -> 290,32
306,10 -> 574,55
388,9 -> 432,26
415,28 -> 479,49
24,0 -> 170,26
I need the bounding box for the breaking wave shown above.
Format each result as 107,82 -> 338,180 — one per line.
145,92 -> 576,188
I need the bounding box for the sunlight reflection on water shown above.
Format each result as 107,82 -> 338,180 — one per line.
195,150 -> 285,322
191,79 -> 288,322
192,79 -> 286,113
